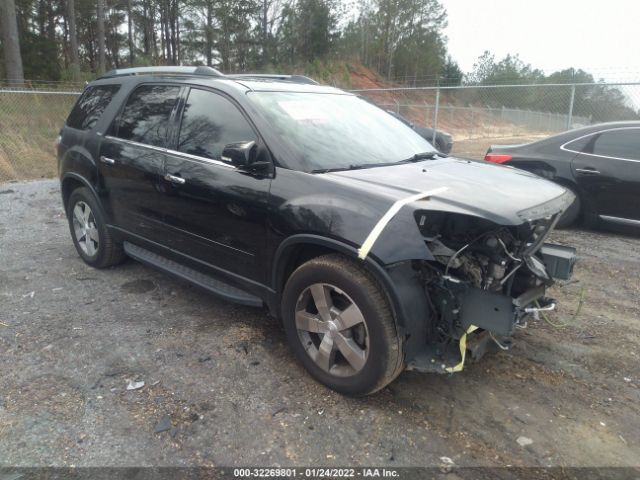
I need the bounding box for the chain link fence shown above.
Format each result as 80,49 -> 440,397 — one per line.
1,81 -> 639,183
0,85 -> 81,183
353,82 -> 640,160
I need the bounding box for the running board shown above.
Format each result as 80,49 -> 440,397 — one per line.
123,242 -> 263,307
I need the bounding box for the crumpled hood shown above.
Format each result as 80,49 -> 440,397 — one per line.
325,157 -> 573,225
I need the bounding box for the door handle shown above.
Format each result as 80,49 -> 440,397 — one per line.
164,173 -> 186,185
575,167 -> 600,175
100,156 -> 115,165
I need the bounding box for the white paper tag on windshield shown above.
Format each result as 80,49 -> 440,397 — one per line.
278,100 -> 329,121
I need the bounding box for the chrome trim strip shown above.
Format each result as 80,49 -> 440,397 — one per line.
599,215 -> 640,227
168,149 -> 236,169
104,135 -> 236,169
105,135 -> 168,154
560,126 -> 640,164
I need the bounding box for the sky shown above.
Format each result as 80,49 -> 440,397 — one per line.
439,0 -> 640,82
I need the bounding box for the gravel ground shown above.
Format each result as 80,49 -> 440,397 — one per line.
1,180 -> 639,469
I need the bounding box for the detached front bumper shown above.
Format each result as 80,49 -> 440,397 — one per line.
407,242 -> 576,373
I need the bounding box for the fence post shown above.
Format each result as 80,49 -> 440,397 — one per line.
567,84 -> 576,130
395,99 -> 400,114
432,86 -> 440,145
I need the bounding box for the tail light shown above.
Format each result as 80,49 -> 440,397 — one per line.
484,153 -> 512,164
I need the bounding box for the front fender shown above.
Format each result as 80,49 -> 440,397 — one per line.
271,235 -> 431,344
271,171 -> 435,266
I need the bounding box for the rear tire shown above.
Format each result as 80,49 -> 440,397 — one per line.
556,184 -> 581,229
67,187 -> 126,268
281,254 -> 404,396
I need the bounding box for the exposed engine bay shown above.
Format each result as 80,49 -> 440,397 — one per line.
410,210 -> 576,371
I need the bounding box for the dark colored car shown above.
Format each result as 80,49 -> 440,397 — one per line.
485,122 -> 640,229
57,66 -> 576,395
386,111 -> 453,154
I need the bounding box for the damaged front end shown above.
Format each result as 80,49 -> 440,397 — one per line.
407,197 -> 577,373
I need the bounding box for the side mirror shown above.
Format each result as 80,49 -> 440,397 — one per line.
221,141 -> 257,167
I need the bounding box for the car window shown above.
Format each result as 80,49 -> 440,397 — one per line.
592,129 -> 640,161
66,85 -> 120,130
115,85 -> 180,147
177,89 -> 257,161
563,135 -> 592,153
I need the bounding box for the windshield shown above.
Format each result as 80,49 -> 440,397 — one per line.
247,92 -> 436,172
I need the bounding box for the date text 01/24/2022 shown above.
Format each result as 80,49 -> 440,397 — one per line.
232,468 -> 400,477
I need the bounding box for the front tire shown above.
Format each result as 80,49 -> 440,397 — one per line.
281,254 -> 404,396
67,187 -> 126,268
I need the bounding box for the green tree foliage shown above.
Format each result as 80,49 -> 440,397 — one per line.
440,56 -> 462,86
338,0 -> 449,84
1,0 -> 637,129
466,52 -> 639,122
2,0 -> 454,83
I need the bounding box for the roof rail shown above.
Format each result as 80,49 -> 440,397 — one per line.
99,66 -> 223,79
227,74 -> 319,85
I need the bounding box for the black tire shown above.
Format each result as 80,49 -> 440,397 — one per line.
281,254 -> 404,396
556,184 -> 582,229
67,187 -> 126,268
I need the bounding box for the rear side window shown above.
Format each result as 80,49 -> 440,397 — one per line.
115,85 -> 180,148
563,135 -> 592,153
592,129 -> 640,161
177,88 -> 257,161
66,85 -> 119,130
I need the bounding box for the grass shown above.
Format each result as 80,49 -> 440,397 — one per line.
0,91 -> 78,183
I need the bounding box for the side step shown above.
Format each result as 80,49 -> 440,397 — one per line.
123,242 -> 263,307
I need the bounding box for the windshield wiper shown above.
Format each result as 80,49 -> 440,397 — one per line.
310,153 -> 444,174
396,151 -> 443,164
311,163 -> 395,173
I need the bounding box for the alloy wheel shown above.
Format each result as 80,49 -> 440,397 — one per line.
72,201 -> 99,256
295,283 -> 369,377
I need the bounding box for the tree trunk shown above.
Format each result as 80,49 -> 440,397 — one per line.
46,2 -> 56,43
169,0 -> 177,64
262,0 -> 268,65
127,0 -> 134,65
108,11 -> 120,68
67,0 -> 80,80
97,0 -> 106,74
205,4 -> 213,66
0,0 -> 25,84
175,2 -> 180,64
141,0 -> 149,57
37,0 -> 46,35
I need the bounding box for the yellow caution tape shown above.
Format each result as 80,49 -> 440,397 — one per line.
357,187 -> 448,260
445,324 -> 478,373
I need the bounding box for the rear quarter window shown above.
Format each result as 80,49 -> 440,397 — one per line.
66,85 -> 120,130
563,135 -> 592,153
113,85 -> 180,148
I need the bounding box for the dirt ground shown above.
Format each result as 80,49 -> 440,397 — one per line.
1,180 -> 639,471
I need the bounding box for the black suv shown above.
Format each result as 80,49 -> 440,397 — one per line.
58,66 -> 576,395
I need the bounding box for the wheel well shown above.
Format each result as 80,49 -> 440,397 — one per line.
279,243 -> 336,292
61,177 -> 85,212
